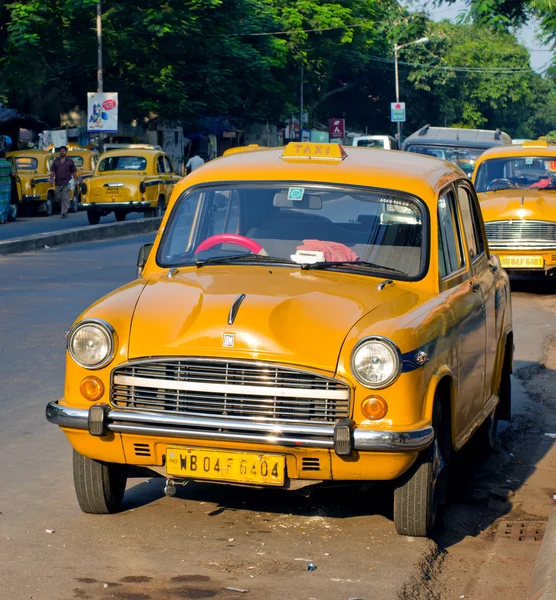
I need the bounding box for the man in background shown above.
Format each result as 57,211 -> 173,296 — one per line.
186,153 -> 205,174
0,150 -> 14,224
49,145 -> 77,218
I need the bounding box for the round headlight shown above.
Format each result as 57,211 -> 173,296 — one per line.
351,337 -> 401,388
68,320 -> 115,369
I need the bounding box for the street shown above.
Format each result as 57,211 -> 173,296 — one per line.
0,210 -> 145,242
1,236 -> 556,600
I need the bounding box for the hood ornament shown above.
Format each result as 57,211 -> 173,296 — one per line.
222,333 -> 235,347
228,293 -> 246,325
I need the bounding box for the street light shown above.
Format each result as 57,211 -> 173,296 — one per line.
394,36 -> 429,145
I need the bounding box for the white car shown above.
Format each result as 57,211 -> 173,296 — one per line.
352,135 -> 399,150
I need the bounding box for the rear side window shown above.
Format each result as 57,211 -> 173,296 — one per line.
457,186 -> 485,260
438,191 -> 465,278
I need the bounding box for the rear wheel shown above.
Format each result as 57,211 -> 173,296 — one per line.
87,210 -> 101,225
115,210 -> 126,222
155,197 -> 164,217
394,399 -> 450,537
73,450 -> 127,514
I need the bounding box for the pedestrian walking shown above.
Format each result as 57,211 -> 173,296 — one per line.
186,153 -> 205,174
50,146 -> 77,218
0,150 -> 14,224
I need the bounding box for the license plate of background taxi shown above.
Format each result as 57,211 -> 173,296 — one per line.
166,447 -> 285,486
106,186 -> 120,195
500,255 -> 543,268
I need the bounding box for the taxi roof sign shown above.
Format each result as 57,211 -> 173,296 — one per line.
281,142 -> 347,162
523,139 -> 549,148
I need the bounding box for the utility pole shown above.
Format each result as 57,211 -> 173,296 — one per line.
299,65 -> 304,142
97,0 -> 103,93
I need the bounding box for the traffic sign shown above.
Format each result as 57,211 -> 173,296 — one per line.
329,118 -> 345,139
391,102 -> 406,123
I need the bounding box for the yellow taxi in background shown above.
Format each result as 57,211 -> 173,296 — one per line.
80,148 -> 180,225
7,150 -> 55,217
46,143 -> 513,537
473,140 -> 556,272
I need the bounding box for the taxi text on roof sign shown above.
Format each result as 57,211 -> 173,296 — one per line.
281,142 -> 348,162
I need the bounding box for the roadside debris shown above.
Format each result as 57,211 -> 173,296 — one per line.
225,586 -> 249,593
307,562 -> 317,571
45,529 -> 55,534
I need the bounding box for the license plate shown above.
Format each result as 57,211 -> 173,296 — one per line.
106,187 -> 120,195
500,255 -> 544,269
166,447 -> 285,486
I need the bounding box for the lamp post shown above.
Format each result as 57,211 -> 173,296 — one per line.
394,36 -> 428,145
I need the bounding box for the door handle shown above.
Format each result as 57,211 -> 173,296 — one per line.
470,281 -> 481,293
489,261 -> 498,273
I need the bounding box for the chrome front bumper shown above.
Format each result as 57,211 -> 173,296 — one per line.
84,202 -> 151,210
45,401 -> 433,453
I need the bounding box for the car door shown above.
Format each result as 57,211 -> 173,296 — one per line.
456,183 -> 497,404
156,154 -> 167,203
163,156 -> 175,200
438,189 -> 487,436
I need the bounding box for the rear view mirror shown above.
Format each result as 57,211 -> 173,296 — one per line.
137,243 -> 153,278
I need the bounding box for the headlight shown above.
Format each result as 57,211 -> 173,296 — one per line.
67,319 -> 115,369
351,337 -> 401,388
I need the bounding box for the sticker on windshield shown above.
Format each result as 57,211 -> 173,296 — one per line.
287,187 -> 305,201
549,161 -> 556,172
525,158 -> 533,165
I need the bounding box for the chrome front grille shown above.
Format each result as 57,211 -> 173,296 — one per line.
110,359 -> 349,445
485,220 -> 556,248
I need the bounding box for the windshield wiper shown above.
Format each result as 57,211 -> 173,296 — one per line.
301,260 -> 407,276
195,254 -> 297,268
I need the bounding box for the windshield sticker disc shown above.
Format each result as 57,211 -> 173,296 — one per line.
287,187 -> 305,201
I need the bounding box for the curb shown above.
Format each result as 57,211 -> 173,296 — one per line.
529,504 -> 556,600
0,217 -> 162,256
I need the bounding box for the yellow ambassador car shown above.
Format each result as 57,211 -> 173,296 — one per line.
473,140 -> 556,272
80,148 -> 179,225
46,143 -> 513,537
7,150 -> 55,216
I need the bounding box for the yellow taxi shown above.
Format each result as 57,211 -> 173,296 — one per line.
7,150 -> 55,217
46,142 -> 513,537
80,148 -> 180,225
473,140 -> 556,272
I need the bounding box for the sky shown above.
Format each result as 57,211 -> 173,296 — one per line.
414,0 -> 554,73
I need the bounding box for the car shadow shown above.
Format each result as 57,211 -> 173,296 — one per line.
509,271 -> 556,295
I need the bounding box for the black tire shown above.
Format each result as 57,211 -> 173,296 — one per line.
42,194 -> 53,217
73,449 -> 127,514
87,210 -> 101,225
394,400 -> 450,537
155,197 -> 164,217
115,210 -> 127,222
8,203 -> 18,222
69,195 -> 78,213
143,207 -> 155,218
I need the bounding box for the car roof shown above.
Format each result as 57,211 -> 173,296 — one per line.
100,148 -> 163,157
7,150 -> 49,156
403,125 -> 512,148
474,141 -> 556,165
176,144 -> 465,202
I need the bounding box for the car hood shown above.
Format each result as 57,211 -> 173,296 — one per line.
478,189 -> 556,222
128,266 -> 413,372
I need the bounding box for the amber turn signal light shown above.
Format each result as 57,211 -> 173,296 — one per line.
361,395 -> 388,420
80,376 -> 104,402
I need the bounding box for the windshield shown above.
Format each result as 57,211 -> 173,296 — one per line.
98,155 -> 147,172
356,139 -> 385,148
157,184 -> 426,280
14,157 -> 38,170
475,156 -> 556,192
406,144 -> 485,176
69,156 -> 84,167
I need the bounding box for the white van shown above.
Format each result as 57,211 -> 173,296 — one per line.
352,135 -> 399,150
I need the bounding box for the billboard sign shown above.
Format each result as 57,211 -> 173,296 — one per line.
329,118 -> 345,139
390,102 -> 406,123
87,92 -> 119,133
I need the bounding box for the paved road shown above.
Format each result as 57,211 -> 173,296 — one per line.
0,210 -> 146,242
0,238 -> 554,600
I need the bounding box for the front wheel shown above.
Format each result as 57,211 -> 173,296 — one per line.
69,195 -> 78,213
87,210 -> 101,225
73,450 -> 127,514
42,194 -> 53,217
394,401 -> 449,537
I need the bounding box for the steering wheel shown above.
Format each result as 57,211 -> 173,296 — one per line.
195,234 -> 268,255
486,178 -> 516,191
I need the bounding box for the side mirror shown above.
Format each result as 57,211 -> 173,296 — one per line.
137,243 -> 153,278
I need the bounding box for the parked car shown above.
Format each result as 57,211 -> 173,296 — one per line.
403,125 -> 512,177
473,139 -> 556,272
352,135 -> 399,150
46,142 -> 512,537
80,148 -> 180,224
6,150 -> 56,216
